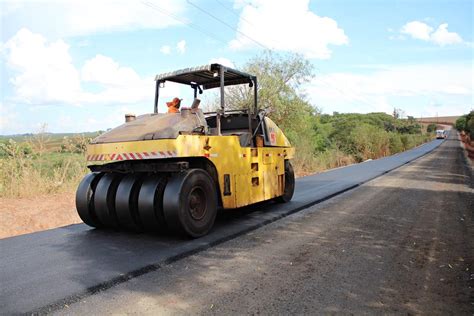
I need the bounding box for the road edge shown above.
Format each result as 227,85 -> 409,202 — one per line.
30,140 -> 444,315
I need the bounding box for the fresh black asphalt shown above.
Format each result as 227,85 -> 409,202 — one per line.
0,138 -> 444,314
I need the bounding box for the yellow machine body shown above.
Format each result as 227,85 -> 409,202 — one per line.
76,64 -> 296,237
87,126 -> 294,209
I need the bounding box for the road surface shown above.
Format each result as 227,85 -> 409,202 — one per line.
1,133 -> 471,314
58,130 -> 474,314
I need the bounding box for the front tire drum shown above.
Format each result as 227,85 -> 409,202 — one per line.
163,169 -> 217,238
137,174 -> 168,232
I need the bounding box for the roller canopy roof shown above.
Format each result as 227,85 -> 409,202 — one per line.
154,63 -> 256,90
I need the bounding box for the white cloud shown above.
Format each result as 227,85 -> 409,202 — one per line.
81,55 -> 141,86
229,0 -> 348,59
3,28 -> 81,104
307,64 -> 473,116
1,0 -> 186,38
2,28 -> 169,107
400,21 -> 464,46
160,45 -> 171,55
209,57 -> 235,68
401,21 -> 433,40
430,23 -> 463,46
176,40 -> 186,54
159,40 -> 187,55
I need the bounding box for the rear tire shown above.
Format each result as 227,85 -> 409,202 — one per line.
163,169 -> 217,238
137,174 -> 168,232
276,161 -> 295,203
94,173 -> 123,228
75,172 -> 103,228
115,174 -> 144,232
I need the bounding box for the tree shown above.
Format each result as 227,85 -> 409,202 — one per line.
393,108 -> 400,119
28,123 -> 50,155
466,111 -> 474,138
224,51 -> 318,145
426,123 -> 437,133
455,116 -> 466,131
455,111 -> 474,138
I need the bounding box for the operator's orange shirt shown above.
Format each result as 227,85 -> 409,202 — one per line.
168,106 -> 180,113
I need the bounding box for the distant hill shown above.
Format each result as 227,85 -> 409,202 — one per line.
0,132 -> 102,142
0,131 -> 103,152
416,116 -> 459,125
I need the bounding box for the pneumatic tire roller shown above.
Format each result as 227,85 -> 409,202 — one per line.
76,64 -> 295,238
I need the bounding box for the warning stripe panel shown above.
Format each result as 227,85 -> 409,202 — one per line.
87,150 -> 177,161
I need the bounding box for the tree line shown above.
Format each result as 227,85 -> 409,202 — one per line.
222,52 -> 433,173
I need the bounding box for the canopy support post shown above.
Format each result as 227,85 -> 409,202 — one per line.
154,81 -> 160,114
253,77 -> 258,116
217,66 -> 226,136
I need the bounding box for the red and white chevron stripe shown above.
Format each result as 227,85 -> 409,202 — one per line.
87,151 -> 177,161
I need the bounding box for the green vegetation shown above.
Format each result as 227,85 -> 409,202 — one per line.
224,52 -> 433,173
0,53 -> 435,197
426,123 -> 437,133
0,134 -> 90,198
455,111 -> 474,138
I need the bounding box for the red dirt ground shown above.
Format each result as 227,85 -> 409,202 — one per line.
460,133 -> 474,161
0,192 -> 81,239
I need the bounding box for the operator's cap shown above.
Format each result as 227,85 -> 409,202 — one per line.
166,97 -> 182,107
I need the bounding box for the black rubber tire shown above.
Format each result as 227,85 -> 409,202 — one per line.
115,174 -> 144,232
276,161 -> 295,203
75,172 -> 103,228
94,173 -> 123,228
163,169 -> 217,238
137,174 -> 168,232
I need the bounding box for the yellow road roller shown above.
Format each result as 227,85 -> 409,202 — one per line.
76,64 -> 295,237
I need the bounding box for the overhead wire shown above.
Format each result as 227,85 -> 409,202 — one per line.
312,71 -> 381,112
315,80 -> 380,112
186,1 -> 383,112
186,0 -> 269,50
143,0 -> 384,113
141,0 -> 229,45
214,0 -> 255,28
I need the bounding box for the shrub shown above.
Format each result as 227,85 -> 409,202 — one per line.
348,124 -> 390,161
426,123 -> 437,133
456,111 -> 474,138
0,142 -> 88,198
389,133 -> 404,154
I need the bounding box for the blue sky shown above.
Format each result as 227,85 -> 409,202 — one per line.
1,0 -> 472,134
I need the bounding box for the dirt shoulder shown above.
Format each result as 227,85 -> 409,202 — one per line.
460,132 -> 474,162
0,192 -> 80,239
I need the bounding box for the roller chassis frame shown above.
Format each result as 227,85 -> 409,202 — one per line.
89,160 -> 190,174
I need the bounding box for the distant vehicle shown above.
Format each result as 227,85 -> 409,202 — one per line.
436,130 -> 447,139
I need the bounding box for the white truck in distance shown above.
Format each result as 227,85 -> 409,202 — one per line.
436,130 -> 447,139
